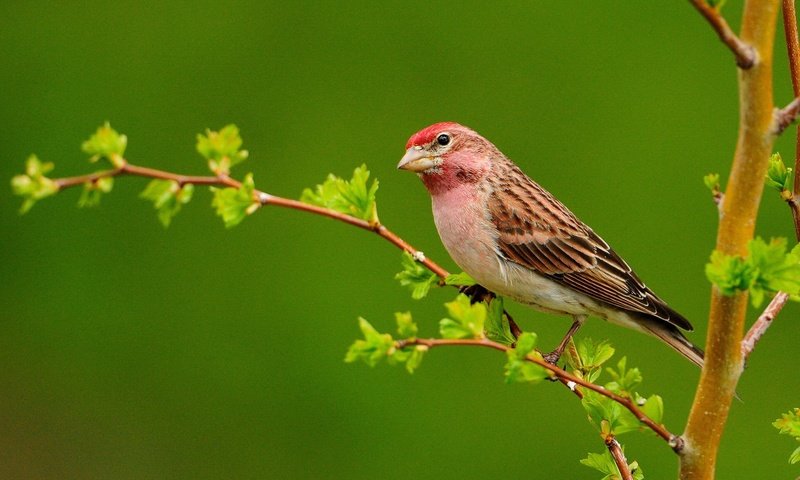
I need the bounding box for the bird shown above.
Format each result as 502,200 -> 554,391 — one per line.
397,121 -> 704,367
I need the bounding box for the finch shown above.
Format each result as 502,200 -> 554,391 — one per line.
398,122 -> 703,367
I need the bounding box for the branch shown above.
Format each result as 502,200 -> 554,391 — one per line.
773,96 -> 800,135
51,159 -> 451,279
689,0 -> 757,68
605,436 -> 633,480
682,1 -> 781,478
742,291 -> 790,360
396,337 -> 682,452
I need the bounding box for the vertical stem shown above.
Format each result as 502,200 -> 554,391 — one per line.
680,1 -> 780,479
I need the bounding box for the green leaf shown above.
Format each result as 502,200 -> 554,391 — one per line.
703,173 -> 720,192
81,122 -> 127,166
582,390 -> 640,436
300,164 -> 379,222
766,153 -> 793,195
395,251 -> 439,299
395,311 -> 418,338
484,296 -> 517,346
438,294 -> 485,339
504,332 -> 549,384
747,237 -> 800,307
640,395 -> 664,425
78,176 -> 114,208
604,357 -> 642,396
566,338 -> 615,383
774,408 -> 800,464
140,179 -> 194,227
11,155 -> 59,213
196,124 -> 249,175
402,346 -> 426,374
444,272 -> 477,287
705,250 -> 752,296
211,173 -> 259,228
580,448 -> 643,479
344,317 -> 395,367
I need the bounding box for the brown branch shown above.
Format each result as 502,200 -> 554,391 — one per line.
742,291 -> 790,359
51,160 -> 451,279
689,0 -> 757,68
682,1 -> 781,478
395,337 -> 681,451
773,96 -> 800,135
605,436 -> 633,480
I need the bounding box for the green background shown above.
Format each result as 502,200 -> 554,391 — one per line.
2,1 -> 798,478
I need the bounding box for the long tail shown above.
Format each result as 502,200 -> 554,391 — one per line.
641,320 -> 705,368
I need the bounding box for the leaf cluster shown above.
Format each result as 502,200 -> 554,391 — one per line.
11,155 -> 59,213
300,164 -> 378,222
211,174 -> 259,228
766,153 -> 793,199
196,124 -> 249,176
344,315 -> 426,374
81,122 -> 127,167
580,449 -> 644,480
773,408 -> 800,464
395,251 -> 439,299
705,237 -> 800,306
140,180 -> 195,227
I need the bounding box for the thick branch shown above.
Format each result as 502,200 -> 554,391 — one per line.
682,1 -> 780,478
689,0 -> 757,68
605,436 -> 633,480
396,337 -> 681,451
742,291 -> 790,359
52,161 -> 451,279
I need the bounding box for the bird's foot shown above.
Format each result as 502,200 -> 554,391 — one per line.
458,284 -> 495,304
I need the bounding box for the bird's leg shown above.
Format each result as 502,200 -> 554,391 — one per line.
543,315 -> 586,365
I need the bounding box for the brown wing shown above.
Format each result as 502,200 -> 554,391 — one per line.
487,167 -> 692,331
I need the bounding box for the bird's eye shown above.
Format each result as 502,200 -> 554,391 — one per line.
436,133 -> 450,146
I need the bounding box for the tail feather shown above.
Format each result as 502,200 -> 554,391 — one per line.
642,320 -> 705,368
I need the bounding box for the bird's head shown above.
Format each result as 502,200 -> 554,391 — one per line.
398,122 -> 495,194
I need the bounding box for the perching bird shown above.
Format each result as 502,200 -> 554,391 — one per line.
398,122 -> 704,367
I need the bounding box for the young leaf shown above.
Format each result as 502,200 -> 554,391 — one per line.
566,338 -> 615,383
604,357 -> 642,396
395,251 -> 439,299
11,155 -> 59,213
344,317 -> 395,367
705,250 -> 751,296
140,179 -> 194,227
395,311 -> 418,338
766,153 -> 793,196
81,122 -> 127,167
582,390 -> 640,436
747,237 -> 800,307
774,408 -> 800,464
504,332 -> 550,384
78,176 -> 114,208
439,294 -> 485,339
444,272 -> 477,287
484,296 -> 516,346
196,124 -> 249,176
703,173 -> 720,193
211,174 -> 258,228
639,395 -> 664,425
300,164 -> 379,222
580,449 -> 644,480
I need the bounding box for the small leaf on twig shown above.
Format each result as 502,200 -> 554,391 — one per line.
504,332 -> 549,384
196,124 -> 249,176
300,164 -> 379,222
439,294 -> 485,339
82,122 -> 127,167
766,153 -> 793,198
774,408 -> 800,464
11,155 -> 59,213
395,251 -> 438,299
580,449 -> 644,480
140,179 -> 194,227
78,176 -> 114,208
211,173 -> 259,228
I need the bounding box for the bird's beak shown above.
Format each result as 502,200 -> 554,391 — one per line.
397,147 -> 436,172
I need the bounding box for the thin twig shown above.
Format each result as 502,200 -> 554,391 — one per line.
52,160 -> 451,279
688,0 -> 757,68
395,337 -> 682,452
742,291 -> 790,360
773,96 -> 800,135
605,436 -> 633,480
